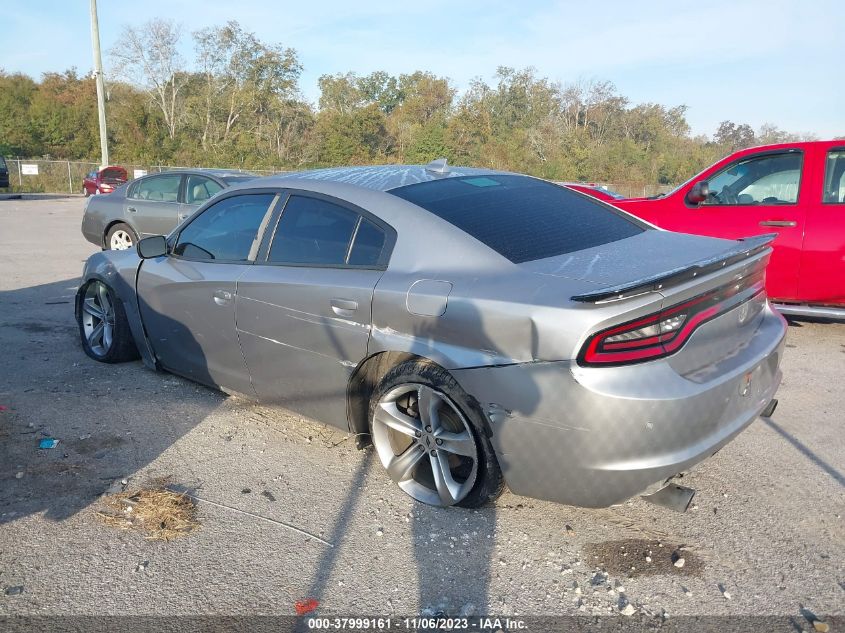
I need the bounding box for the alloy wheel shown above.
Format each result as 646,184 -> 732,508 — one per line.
81,281 -> 115,357
110,229 -> 134,250
372,383 -> 478,506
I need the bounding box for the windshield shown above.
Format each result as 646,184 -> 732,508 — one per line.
390,175 -> 645,264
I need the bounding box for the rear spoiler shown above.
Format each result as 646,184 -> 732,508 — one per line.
571,233 -> 777,303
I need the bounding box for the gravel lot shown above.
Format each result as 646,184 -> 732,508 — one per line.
0,197 -> 843,626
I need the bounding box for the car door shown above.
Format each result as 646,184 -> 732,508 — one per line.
675,150 -> 806,301
124,173 -> 184,237
177,174 -> 225,226
798,145 -> 845,304
136,192 -> 279,395
236,192 -> 393,428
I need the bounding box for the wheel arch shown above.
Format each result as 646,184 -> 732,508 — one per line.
102,220 -> 138,249
76,254 -> 158,370
346,350 -> 491,448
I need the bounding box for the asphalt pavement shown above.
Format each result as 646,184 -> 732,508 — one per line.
0,197 -> 842,627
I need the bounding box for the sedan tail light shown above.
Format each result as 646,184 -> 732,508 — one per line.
578,272 -> 765,366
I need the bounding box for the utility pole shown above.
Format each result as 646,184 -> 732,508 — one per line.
89,0 -> 109,168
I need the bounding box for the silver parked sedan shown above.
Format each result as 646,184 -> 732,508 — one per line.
75,163 -> 786,509
81,169 -> 256,251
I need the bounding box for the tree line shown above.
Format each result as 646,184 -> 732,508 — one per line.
0,19 -> 820,190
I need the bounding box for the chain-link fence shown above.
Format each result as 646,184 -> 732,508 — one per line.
1,157 -> 676,198
0,159 -> 278,194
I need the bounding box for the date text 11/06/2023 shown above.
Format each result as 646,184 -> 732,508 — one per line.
306,617 -> 527,630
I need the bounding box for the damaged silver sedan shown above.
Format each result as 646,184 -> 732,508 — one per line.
75,163 -> 786,509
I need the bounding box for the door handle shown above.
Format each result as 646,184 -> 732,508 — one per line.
178,213 -> 188,221
213,289 -> 233,306
759,220 -> 797,227
330,298 -> 358,316
127,207 -> 137,213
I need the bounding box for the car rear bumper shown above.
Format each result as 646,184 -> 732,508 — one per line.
452,305 -> 787,507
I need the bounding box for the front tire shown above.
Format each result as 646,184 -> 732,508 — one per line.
77,280 -> 139,363
369,360 -> 504,508
106,223 -> 137,251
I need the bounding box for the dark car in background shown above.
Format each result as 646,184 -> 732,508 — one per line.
81,169 -> 256,250
82,166 -> 128,196
0,156 -> 9,189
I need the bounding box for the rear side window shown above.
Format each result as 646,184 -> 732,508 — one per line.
129,174 -> 182,202
0,156 -> 7,169
349,219 -> 386,266
174,193 -> 274,261
389,175 -> 644,264
823,150 -> 845,203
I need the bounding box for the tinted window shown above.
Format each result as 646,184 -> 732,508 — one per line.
390,175 -> 643,264
174,194 -> 274,261
823,150 -> 845,203
185,175 -> 224,204
703,153 -> 802,205
269,196 -> 358,265
349,219 -> 386,266
129,174 -> 181,202
0,156 -> 9,168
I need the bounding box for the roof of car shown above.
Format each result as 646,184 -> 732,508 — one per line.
270,164 -> 510,192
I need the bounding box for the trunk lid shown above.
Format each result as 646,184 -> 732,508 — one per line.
521,230 -> 775,368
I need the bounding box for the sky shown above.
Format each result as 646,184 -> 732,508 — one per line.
5,0 -> 842,138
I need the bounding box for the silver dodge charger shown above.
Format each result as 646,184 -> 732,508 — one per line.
75,162 -> 786,510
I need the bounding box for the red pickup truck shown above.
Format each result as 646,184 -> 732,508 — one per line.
612,140 -> 845,318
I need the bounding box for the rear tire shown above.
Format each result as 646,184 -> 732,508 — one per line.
369,359 -> 504,508
77,280 -> 139,363
105,223 -> 137,251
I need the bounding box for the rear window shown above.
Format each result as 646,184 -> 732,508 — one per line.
389,175 -> 645,263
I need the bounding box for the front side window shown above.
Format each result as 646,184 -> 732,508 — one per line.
173,193 -> 275,261
268,196 -> 359,265
703,153 -> 802,205
185,175 -> 224,204
823,150 -> 845,203
129,174 -> 182,202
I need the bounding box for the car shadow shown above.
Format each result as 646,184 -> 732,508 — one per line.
299,298 -> 542,617
760,417 -> 844,488
0,277 -> 226,524
2,273 -> 546,619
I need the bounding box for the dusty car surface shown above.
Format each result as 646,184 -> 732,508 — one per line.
81,168 -> 256,251
75,162 -> 787,509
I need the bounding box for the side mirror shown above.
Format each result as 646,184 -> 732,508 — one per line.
137,235 -> 167,259
686,181 -> 710,205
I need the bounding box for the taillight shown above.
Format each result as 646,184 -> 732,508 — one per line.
578,274 -> 765,367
